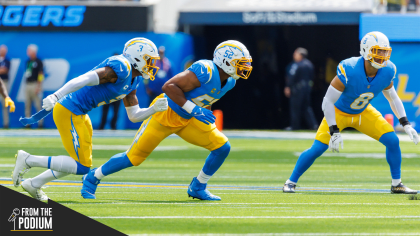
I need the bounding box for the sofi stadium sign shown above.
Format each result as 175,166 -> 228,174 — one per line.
0,5 -> 150,31
243,12 -> 318,24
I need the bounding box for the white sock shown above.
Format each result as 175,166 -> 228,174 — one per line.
196,170 -> 212,184
392,179 -> 401,186
31,170 -> 69,189
26,155 -> 78,174
94,167 -> 105,180
285,179 -> 297,185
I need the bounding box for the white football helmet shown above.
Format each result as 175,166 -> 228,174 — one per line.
213,40 -> 252,80
123,37 -> 160,80
360,31 -> 392,69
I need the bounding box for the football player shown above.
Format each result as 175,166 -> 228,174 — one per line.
12,38 -> 168,200
283,32 -> 418,194
81,40 -> 252,200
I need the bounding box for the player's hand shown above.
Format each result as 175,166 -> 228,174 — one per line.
403,124 -> 419,145
4,97 -> 15,113
42,94 -> 58,111
329,133 -> 344,153
191,106 -> 216,125
153,98 -> 168,112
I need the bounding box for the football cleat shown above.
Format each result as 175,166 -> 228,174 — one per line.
283,183 -> 296,193
187,177 -> 221,201
21,178 -> 49,201
81,168 -> 100,199
12,150 -> 31,187
391,182 -> 418,194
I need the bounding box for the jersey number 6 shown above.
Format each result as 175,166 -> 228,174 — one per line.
350,92 -> 374,109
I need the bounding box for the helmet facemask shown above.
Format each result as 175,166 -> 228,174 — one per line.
368,45 -> 392,69
139,54 -> 160,80
230,58 -> 253,80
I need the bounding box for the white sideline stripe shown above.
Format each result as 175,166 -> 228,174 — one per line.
92,215 -> 420,219
0,130 -> 415,142
64,202 -> 416,205
0,164 -> 14,167
93,145 -> 188,151
129,234 -> 420,236
293,152 -> 420,159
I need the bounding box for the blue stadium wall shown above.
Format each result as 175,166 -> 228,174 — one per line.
0,32 -> 194,129
361,14 -> 420,131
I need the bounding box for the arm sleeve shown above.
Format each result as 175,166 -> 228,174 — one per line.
187,61 -> 211,85
383,86 -> 406,119
322,85 -> 343,127
54,71 -> 99,99
125,105 -> 156,123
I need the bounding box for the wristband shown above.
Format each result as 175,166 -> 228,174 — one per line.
399,117 -> 410,127
329,125 -> 339,136
182,100 -> 196,114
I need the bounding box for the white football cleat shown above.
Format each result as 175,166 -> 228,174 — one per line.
21,178 -> 49,201
12,150 -> 31,187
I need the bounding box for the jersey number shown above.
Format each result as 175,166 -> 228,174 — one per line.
192,94 -> 219,107
97,94 -> 126,107
350,93 -> 374,109
224,51 -> 234,59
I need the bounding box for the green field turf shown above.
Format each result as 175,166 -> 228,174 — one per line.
1,133 -> 420,235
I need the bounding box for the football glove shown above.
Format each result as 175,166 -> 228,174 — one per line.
42,94 -> 58,111
329,133 -> 344,153
152,98 -> 168,112
191,106 -> 216,125
4,97 -> 15,113
403,124 -> 419,145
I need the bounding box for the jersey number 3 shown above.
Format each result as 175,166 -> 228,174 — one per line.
350,92 -> 374,109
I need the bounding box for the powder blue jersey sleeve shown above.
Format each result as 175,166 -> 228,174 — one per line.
99,56 -> 131,82
187,60 -> 214,85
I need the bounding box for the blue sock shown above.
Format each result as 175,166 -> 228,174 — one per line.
101,152 -> 134,176
202,141 -> 231,175
289,140 -> 328,183
379,132 -> 401,179
76,161 -> 90,175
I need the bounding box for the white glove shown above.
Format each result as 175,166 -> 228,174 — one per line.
404,124 -> 419,145
152,98 -> 168,112
42,94 -> 58,111
329,133 -> 344,153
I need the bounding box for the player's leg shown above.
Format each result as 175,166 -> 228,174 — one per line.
355,105 -> 416,194
176,118 -> 230,200
81,116 -> 174,199
21,170 -> 69,201
12,103 -> 91,188
283,113 -> 349,193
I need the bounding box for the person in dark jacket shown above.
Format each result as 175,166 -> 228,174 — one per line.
284,47 -> 317,130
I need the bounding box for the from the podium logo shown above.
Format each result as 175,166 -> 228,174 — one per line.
8,207 -> 53,232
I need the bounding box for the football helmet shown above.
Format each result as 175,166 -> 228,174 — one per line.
213,40 -> 252,80
360,31 -> 392,69
123,38 -> 160,80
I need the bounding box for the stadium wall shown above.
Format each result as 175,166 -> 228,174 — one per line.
0,32 -> 194,129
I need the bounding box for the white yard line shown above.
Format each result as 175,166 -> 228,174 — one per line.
92,215 -> 420,219
293,152 -> 420,158
64,202 -> 417,205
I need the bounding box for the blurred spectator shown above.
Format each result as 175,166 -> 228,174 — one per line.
0,45 -> 11,128
99,53 -> 121,130
145,46 -> 173,103
284,47 -> 317,130
24,44 -> 44,128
